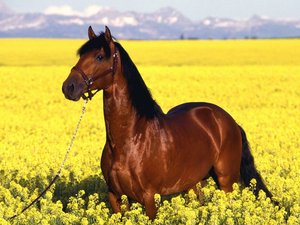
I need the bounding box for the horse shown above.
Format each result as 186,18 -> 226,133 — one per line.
62,26 -> 273,219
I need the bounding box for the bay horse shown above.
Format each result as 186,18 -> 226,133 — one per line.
62,26 -> 273,219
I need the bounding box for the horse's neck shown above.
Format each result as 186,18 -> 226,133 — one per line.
103,75 -> 139,149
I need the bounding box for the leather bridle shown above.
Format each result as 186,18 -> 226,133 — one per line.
71,46 -> 118,100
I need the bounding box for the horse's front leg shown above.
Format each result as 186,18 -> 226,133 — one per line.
143,192 -> 157,220
109,191 -> 131,215
108,191 -> 121,213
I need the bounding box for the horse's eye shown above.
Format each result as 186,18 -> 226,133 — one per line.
96,55 -> 103,61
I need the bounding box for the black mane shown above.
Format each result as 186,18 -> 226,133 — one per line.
114,42 -> 162,119
78,34 -> 162,119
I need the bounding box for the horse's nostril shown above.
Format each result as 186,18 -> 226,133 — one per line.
67,83 -> 75,94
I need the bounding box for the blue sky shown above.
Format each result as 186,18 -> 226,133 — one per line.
2,0 -> 300,20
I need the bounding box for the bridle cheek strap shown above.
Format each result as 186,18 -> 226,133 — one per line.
71,47 -> 118,100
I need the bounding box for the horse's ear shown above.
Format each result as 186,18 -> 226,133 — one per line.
104,26 -> 112,43
88,26 -> 96,40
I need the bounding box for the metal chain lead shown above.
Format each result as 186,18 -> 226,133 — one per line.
57,99 -> 88,175
9,99 -> 88,220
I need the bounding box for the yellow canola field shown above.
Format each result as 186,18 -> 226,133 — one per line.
0,39 -> 299,224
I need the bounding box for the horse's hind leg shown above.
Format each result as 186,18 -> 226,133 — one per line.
213,149 -> 241,192
215,172 -> 239,192
212,123 -> 242,192
213,160 -> 240,192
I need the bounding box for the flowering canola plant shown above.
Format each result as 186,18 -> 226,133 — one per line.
0,39 -> 299,224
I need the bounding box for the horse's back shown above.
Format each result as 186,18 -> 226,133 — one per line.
166,102 -> 239,131
167,102 -> 229,117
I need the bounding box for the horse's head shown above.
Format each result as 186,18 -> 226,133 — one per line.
62,26 -> 118,101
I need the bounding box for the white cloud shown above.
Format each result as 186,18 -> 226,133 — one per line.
44,5 -> 109,17
44,5 -> 79,16
84,5 -> 109,17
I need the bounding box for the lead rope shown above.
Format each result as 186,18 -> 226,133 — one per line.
9,99 -> 88,221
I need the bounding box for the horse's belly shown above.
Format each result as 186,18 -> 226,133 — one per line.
159,149 -> 214,195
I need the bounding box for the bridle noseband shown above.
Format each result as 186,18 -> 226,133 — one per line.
71,46 -> 118,100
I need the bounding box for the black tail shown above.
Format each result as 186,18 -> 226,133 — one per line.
239,126 -> 273,199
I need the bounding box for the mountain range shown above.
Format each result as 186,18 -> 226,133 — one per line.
0,1 -> 300,39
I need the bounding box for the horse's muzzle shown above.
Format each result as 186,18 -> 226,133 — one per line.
62,78 -> 84,101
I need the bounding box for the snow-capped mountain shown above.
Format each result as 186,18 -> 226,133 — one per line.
0,1 -> 299,39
